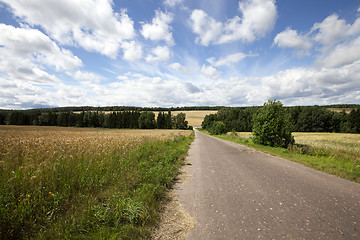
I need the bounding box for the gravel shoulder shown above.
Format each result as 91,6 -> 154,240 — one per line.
151,165 -> 195,240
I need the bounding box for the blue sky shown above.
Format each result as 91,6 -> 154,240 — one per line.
0,0 -> 360,109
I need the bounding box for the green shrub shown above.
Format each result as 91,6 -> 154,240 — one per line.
208,121 -> 227,135
252,100 -> 294,148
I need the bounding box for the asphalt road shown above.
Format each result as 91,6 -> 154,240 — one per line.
177,129 -> 360,239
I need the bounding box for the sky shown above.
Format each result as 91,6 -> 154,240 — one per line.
0,0 -> 360,109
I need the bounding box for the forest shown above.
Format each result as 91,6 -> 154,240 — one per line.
1,104 -> 360,133
202,105 -> 360,134
0,110 -> 190,130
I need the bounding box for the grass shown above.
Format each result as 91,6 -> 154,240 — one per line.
0,126 -> 193,239
200,129 -> 360,183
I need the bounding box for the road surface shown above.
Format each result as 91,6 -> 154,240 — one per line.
177,129 -> 360,239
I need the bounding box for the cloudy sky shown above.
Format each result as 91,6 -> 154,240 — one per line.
0,0 -> 360,109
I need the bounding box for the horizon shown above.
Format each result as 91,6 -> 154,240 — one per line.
2,103 -> 360,112
1,0 -> 360,109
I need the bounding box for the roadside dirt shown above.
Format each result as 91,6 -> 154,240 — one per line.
151,165 -> 195,240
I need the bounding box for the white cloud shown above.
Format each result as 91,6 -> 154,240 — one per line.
0,23 -> 84,88
190,9 -> 223,46
244,61 -> 360,105
190,0 -> 277,46
122,41 -> 143,61
0,24 -> 82,71
311,14 -> 360,47
141,10 -> 174,46
67,70 -> 101,83
275,14 -> 360,64
201,65 -> 221,79
274,28 -> 312,56
164,0 -> 183,7
2,0 -> 136,58
219,0 -> 277,44
169,62 -> 184,71
210,52 -> 257,66
105,74 -> 187,106
316,37 -> 360,68
146,45 -> 171,62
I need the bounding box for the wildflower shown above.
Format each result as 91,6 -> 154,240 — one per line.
107,207 -> 110,210
27,194 -> 30,198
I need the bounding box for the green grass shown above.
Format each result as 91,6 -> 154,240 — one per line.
0,127 -> 193,239
199,129 -> 360,183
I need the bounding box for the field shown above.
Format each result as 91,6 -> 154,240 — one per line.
327,108 -> 355,113
226,132 -> 360,162
221,131 -> 360,182
0,126 -> 192,239
169,111 -> 217,126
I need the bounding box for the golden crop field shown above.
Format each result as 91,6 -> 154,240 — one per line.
293,132 -> 360,162
156,110 -> 217,126
228,131 -> 360,163
0,126 -> 191,168
0,125 -> 192,239
327,108 -> 355,113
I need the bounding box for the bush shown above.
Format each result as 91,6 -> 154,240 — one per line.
208,121 -> 227,135
252,100 -> 294,148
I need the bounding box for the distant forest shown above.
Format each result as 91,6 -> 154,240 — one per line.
0,110 -> 190,130
0,104 -> 359,133
202,105 -> 360,133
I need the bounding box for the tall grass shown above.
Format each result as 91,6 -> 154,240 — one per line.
0,126 -> 193,239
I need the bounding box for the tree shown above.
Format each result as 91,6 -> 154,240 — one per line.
139,112 -> 156,129
201,114 -> 216,130
252,100 -> 294,148
157,112 -> 166,129
165,111 -> 172,129
173,113 -> 188,129
208,121 -> 227,135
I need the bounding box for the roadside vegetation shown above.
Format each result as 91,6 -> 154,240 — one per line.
200,100 -> 360,183
0,126 -> 193,239
207,131 -> 360,183
202,103 -> 360,134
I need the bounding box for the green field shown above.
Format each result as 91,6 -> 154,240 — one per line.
0,126 -> 193,239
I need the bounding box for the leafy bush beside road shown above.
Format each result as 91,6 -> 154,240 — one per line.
252,100 -> 294,148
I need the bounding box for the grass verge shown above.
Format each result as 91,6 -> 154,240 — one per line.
0,128 -> 194,239
199,129 -> 360,183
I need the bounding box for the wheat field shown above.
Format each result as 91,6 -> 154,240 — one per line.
227,131 -> 360,164
0,125 -> 192,239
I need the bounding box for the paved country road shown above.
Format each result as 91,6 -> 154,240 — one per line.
177,129 -> 360,239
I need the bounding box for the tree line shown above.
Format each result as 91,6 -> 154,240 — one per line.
202,105 -> 360,134
0,110 -> 191,130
